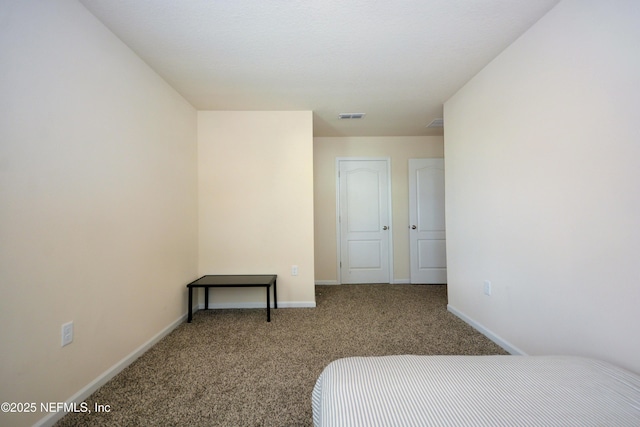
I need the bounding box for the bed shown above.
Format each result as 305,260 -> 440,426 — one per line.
312,355 -> 640,426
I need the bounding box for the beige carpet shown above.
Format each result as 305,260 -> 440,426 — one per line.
56,284 -> 507,426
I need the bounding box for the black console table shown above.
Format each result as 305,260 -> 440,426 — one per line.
186,275 -> 277,322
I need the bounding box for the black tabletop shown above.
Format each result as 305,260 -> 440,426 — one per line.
187,275 -> 277,286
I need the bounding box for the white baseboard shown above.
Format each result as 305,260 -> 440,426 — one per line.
34,313 -> 187,427
315,280 -> 339,285
278,301 -> 316,308
393,278 -> 410,284
447,304 -> 526,356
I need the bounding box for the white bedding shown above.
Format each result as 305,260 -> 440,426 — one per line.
312,355 -> 640,427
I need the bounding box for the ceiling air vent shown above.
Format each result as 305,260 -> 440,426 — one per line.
338,113 -> 366,119
427,118 -> 444,128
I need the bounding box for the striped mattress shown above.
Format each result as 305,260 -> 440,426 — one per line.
312,355 -> 640,427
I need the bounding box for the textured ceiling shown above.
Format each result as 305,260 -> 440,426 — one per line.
79,0 -> 561,137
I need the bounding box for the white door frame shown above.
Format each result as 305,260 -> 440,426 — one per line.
335,157 -> 394,284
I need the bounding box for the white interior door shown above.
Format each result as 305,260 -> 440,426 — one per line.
409,158 -> 447,284
338,159 -> 392,284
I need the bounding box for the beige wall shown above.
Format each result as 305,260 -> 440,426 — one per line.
314,137 -> 444,283
444,0 -> 640,373
198,111 -> 315,306
0,1 -> 198,426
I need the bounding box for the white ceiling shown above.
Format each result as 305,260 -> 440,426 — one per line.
79,0 -> 561,137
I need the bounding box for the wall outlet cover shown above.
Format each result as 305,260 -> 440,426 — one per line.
483,280 -> 492,296
62,321 -> 74,347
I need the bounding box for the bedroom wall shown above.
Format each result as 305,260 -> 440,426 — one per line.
444,0 -> 640,373
198,111 -> 315,306
313,136 -> 444,284
0,1 -> 198,426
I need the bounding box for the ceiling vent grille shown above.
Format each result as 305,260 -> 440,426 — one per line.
427,118 -> 444,128
338,113 -> 366,119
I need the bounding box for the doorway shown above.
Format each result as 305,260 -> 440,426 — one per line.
408,158 -> 447,284
336,158 -> 393,284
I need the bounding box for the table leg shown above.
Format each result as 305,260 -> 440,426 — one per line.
188,286 -> 193,323
273,278 -> 277,309
266,285 -> 271,322
204,286 -> 209,310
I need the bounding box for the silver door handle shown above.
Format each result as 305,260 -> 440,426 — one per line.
411,225 -> 417,229
383,226 -> 388,230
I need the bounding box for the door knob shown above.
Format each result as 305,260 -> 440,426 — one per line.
411,225 -> 417,229
383,226 -> 388,230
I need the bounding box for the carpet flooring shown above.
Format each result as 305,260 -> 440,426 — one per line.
55,284 -> 507,426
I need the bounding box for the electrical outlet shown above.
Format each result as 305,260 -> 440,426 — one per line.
291,265 -> 299,276
61,321 -> 73,347
483,280 -> 492,296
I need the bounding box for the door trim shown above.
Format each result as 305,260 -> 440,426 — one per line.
335,157 -> 394,284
